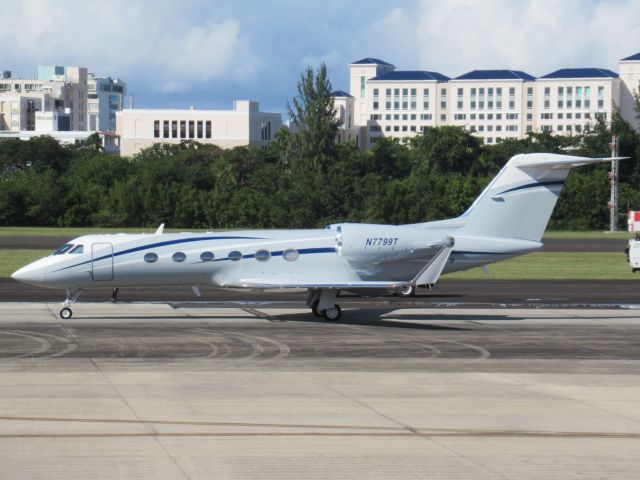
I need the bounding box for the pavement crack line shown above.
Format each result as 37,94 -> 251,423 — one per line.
321,382 -> 510,479
87,358 -> 192,480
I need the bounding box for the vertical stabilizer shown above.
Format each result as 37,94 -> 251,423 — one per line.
456,153 -> 620,242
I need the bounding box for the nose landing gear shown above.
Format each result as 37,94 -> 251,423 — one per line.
59,288 -> 80,319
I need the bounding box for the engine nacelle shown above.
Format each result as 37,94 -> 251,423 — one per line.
329,223 -> 449,263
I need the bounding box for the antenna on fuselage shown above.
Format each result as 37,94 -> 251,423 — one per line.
155,223 -> 165,235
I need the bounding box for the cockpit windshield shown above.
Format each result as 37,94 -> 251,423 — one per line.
69,245 -> 84,254
52,244 -> 74,255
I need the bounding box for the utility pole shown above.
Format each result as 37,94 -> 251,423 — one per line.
608,134 -> 619,232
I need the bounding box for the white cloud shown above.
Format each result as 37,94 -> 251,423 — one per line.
411,0 -> 640,76
0,0 -> 260,90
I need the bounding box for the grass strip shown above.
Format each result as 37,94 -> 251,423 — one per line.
444,252 -> 637,280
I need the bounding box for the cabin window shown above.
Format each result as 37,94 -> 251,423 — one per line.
255,249 -> 270,262
283,249 -> 299,261
53,244 -> 74,255
228,250 -> 242,261
144,252 -> 158,263
200,251 -> 214,262
69,245 -> 84,254
172,252 -> 186,262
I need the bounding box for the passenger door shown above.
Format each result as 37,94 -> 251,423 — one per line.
92,243 -> 114,281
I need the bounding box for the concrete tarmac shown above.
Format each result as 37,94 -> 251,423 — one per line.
0,303 -> 640,479
2,278 -> 639,307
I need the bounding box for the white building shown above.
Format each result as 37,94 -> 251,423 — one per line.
87,74 -> 126,132
116,100 -> 283,156
0,65 -> 126,136
337,53 -> 640,147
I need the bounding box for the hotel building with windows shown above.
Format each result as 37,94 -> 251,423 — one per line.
0,65 -> 126,136
334,52 -> 640,148
116,100 -> 283,156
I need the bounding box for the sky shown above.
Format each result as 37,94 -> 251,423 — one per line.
2,0 -> 640,115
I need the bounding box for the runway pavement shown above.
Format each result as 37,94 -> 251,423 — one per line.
0,303 -> 639,479
1,277 -> 639,308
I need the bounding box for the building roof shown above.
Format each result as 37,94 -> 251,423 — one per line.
370,70 -> 450,82
540,68 -> 619,79
455,69 -> 536,81
351,58 -> 394,66
330,90 -> 352,97
621,52 -> 640,61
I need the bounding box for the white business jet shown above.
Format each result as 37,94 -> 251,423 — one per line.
12,153 -> 621,320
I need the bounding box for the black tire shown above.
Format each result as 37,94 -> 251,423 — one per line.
60,307 -> 73,319
311,301 -> 323,317
399,284 -> 416,297
322,305 -> 342,321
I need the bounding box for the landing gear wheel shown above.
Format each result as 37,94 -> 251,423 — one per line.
60,307 -> 73,319
322,305 -> 342,322
399,284 -> 416,297
311,301 -> 323,317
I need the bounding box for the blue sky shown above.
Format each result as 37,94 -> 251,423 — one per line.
2,0 -> 640,115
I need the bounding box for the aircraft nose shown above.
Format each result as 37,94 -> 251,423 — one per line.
11,264 -> 45,286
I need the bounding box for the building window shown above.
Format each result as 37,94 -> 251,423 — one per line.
496,87 -> 502,110
188,121 -> 195,138
373,101 -> 379,110
204,120 -> 211,139
154,120 -> 160,138
197,121 -> 203,138
440,88 -> 447,109
423,88 -> 430,110
527,87 -> 533,109
566,86 -> 573,108
544,87 -> 550,109
597,86 -> 604,109
171,121 -> 178,138
360,76 -> 365,97
180,120 -> 186,138
373,88 -> 379,99
163,121 -> 169,138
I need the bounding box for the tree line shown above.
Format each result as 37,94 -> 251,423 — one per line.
1,64 -> 639,231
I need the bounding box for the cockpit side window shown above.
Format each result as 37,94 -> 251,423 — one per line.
53,244 -> 74,255
69,245 -> 84,254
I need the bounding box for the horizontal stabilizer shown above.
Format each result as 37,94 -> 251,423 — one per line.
512,154 -> 629,170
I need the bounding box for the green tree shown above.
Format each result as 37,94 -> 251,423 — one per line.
288,63 -> 340,172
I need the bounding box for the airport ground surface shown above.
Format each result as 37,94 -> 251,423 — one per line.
0,303 -> 639,479
2,234 -> 640,478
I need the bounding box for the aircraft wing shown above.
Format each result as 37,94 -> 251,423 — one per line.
224,236 -> 455,291
222,279 -> 412,290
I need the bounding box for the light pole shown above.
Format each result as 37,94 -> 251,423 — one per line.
608,134 -> 619,232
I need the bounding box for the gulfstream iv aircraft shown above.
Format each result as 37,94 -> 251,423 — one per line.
12,153 -> 622,320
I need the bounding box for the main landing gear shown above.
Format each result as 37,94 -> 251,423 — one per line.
307,290 -> 342,321
59,288 -> 80,319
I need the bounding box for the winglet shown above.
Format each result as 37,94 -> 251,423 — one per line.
411,236 -> 455,287
155,223 -> 165,235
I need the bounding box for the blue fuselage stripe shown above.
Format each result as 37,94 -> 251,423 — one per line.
54,238 -> 335,272
54,236 -> 267,272
498,180 -> 564,195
